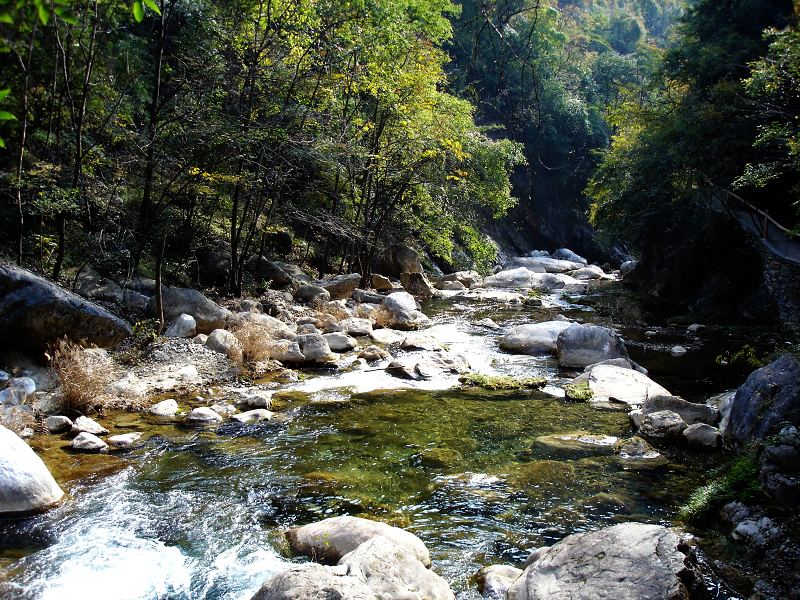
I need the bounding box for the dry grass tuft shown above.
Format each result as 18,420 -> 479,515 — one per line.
372,304 -> 394,329
49,338 -> 111,414
0,406 -> 38,435
312,299 -> 350,321
232,322 -> 277,365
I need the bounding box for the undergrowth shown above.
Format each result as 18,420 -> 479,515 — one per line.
679,448 -> 765,524
48,338 -> 111,414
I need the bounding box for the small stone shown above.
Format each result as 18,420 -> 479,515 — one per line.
323,332 -> 358,352
687,324 -> 706,334
231,409 -> 274,424
210,403 -> 236,417
70,416 -> 109,436
149,398 -> 179,416
186,407 -> 223,423
71,432 -> 109,453
670,345 -> 687,357
639,410 -> 688,440
683,423 -> 721,448
192,334 -> 208,344
107,432 -> 144,449
44,415 -> 73,434
475,318 -> 500,329
358,345 -> 389,362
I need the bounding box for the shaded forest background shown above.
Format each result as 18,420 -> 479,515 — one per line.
0,0 -> 798,301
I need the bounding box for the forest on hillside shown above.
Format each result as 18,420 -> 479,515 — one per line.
0,0 -> 798,297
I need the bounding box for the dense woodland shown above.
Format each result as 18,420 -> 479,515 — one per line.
0,0 -> 798,297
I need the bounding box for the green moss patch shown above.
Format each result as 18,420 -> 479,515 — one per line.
459,373 -> 546,391
564,381 -> 593,401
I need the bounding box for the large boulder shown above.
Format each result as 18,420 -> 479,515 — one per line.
149,287 -> 230,334
506,523 -> 703,600
0,263 -> 132,352
380,244 -> 423,277
641,395 -> 719,426
570,265 -> 608,280
487,269 -> 567,292
297,334 -> 337,363
316,274 -> 361,300
556,324 -> 628,368
206,329 -> 243,360
372,274 -> 394,291
286,515 -> 431,567
381,292 -> 431,330
251,563 -> 374,600
552,248 -> 588,265
506,256 -> 584,274
500,321 -> 573,355
248,257 -> 294,288
723,354 -> 800,446
294,284 -> 331,304
340,536 -> 454,600
585,365 -> 670,408
0,425 -> 64,515
442,270 -> 482,288
400,272 -> 434,300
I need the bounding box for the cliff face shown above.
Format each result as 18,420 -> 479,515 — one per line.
486,169 -> 608,264
626,206 -> 779,324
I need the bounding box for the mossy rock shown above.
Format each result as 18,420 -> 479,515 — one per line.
508,459 -> 576,488
564,381 -> 593,401
459,373 -> 546,391
533,432 -> 619,458
412,447 -> 463,469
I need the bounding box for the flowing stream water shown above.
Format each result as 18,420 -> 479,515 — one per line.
1,284 -> 756,600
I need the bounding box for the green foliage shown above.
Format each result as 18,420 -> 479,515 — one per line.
458,372 -> 546,390
716,344 -> 768,369
587,0 -> 799,246
679,450 -> 764,524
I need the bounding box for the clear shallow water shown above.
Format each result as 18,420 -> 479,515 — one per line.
0,289 -> 731,600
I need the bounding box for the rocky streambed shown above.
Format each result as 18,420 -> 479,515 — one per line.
0,253 -> 797,599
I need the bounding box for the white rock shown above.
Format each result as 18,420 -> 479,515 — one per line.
71,432 -> 109,453
231,409 -> 274,424
587,365 -> 670,408
210,403 -> 237,417
370,328 -> 403,345
341,317 -> 373,337
70,415 -> 109,436
339,536 -> 454,600
205,329 -> 242,359
107,432 -> 144,448
670,345 -> 688,357
192,334 -> 208,344
287,515 -> 432,567
0,377 -> 36,406
165,313 -> 197,338
323,332 -> 358,352
401,332 -> 444,351
270,339 -> 305,363
186,407 -> 223,423
475,318 -> 500,329
476,564 -> 523,600
0,425 -> 64,514
149,398 -> 179,416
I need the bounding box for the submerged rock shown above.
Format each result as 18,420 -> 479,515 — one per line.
616,437 -> 668,470
506,523 -> 703,600
534,432 -> 619,457
286,515 -> 431,567
107,432 -> 144,449
0,425 -> 65,515
186,407 -> 223,423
